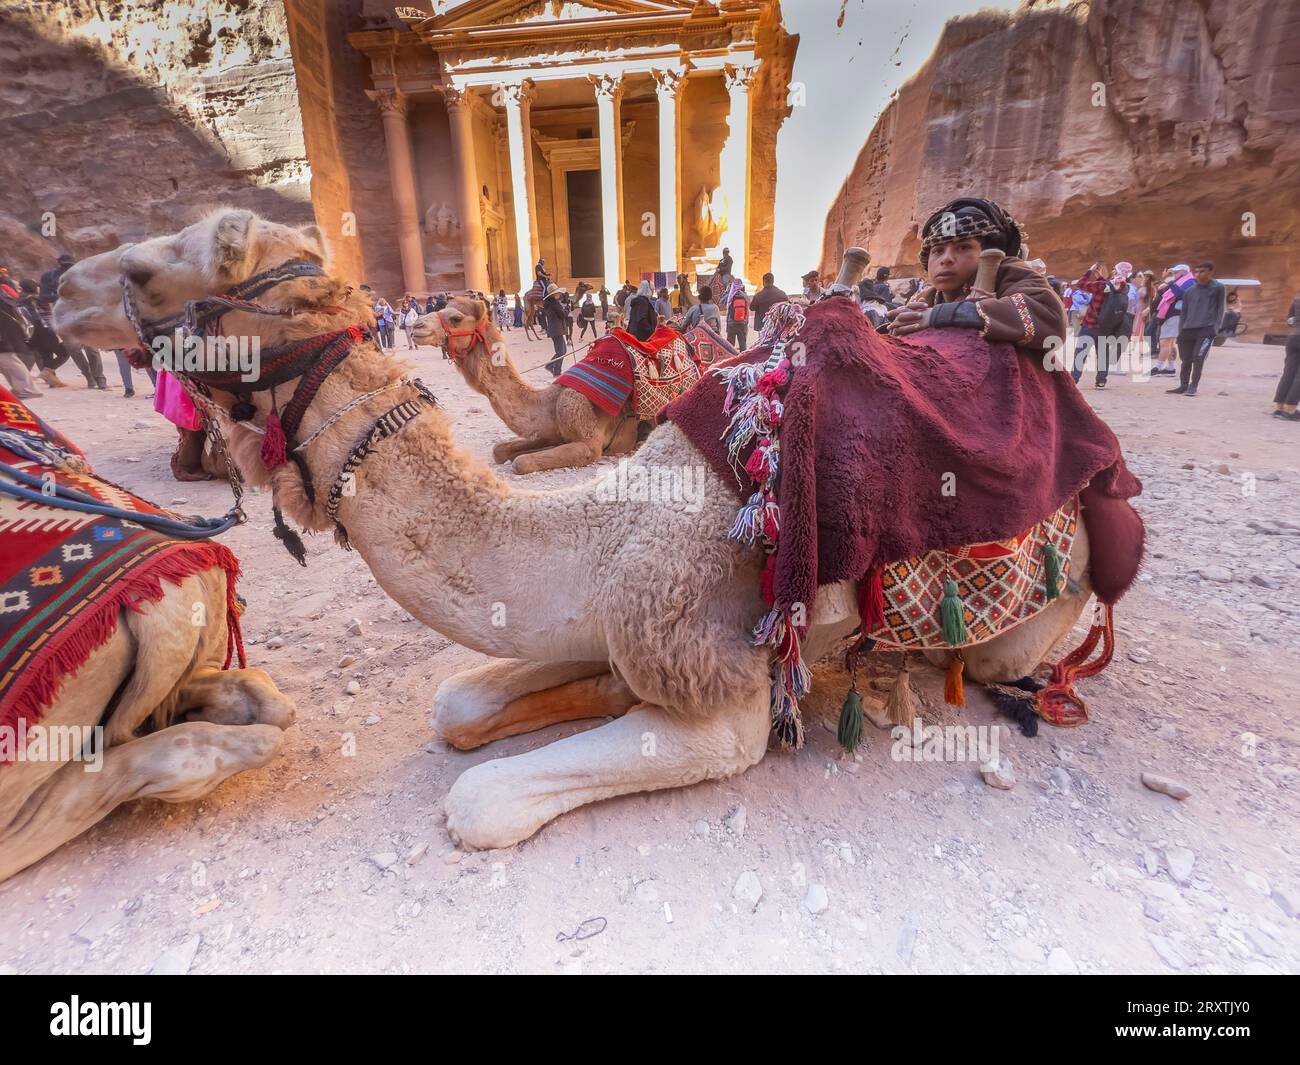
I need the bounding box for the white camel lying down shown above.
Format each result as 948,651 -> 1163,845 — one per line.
42,209 -> 1092,857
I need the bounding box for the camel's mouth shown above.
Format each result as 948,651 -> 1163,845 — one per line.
52,250 -> 140,349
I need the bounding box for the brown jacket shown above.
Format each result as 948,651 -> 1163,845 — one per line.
921,255 -> 1067,353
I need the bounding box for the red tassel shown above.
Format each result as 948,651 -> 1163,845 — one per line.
944,654 -> 965,706
858,565 -> 886,632
261,412 -> 288,469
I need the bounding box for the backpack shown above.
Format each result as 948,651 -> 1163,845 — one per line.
730,294 -> 748,322
1095,284 -> 1129,335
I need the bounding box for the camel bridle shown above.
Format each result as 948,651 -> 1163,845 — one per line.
116,256 -> 437,563
435,310 -> 488,361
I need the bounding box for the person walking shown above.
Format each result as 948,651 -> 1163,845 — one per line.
1068,262 -> 1114,388
1274,292 -> 1300,420
492,289 -> 512,332
1131,270 -> 1156,368
1166,261 -> 1225,397
1155,265 -> 1194,375
682,285 -> 722,333
401,299 -> 420,348
577,294 -> 598,340
750,272 -> 788,332
725,280 -> 750,350
114,349 -> 157,398
540,284 -> 569,377
654,287 -> 673,322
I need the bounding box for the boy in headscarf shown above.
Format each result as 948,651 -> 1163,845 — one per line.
886,197 -> 1066,362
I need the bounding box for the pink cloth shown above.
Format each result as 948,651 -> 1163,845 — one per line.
153,370 -> 200,430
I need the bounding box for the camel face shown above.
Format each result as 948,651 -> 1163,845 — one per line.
54,209 -> 329,348
411,297 -> 488,356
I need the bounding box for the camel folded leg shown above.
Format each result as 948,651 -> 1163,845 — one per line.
443,692 -> 769,850
491,436 -> 555,464
512,440 -> 602,474
433,659 -> 637,750
0,721 -> 285,883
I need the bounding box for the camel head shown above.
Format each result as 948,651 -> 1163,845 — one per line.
53,208 -> 346,350
411,296 -> 495,360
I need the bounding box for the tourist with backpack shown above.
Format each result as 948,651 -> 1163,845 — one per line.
726,282 -> 750,350
1070,262 -> 1123,389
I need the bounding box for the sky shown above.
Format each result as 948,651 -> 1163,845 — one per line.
770,0 -> 1021,289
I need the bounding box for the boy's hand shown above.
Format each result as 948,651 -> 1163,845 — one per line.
887,301 -> 931,336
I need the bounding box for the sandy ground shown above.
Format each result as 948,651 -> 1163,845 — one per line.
1,329 -> 1297,975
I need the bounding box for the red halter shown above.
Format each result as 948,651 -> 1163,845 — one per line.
436,311 -> 487,359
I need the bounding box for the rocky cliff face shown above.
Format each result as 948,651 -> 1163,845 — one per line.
820,0 -> 1300,338
0,0 -> 312,277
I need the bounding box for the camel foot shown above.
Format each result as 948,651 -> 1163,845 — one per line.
444,695 -> 769,850
178,665 -> 297,729
491,437 -> 551,464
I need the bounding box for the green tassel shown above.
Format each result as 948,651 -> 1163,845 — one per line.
838,688 -> 864,752
939,577 -> 967,645
1043,541 -> 1063,600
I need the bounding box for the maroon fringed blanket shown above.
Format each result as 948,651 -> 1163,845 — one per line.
662,298 -> 1144,738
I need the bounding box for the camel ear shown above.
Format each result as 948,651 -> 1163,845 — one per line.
299,223 -> 327,263
212,209 -> 255,278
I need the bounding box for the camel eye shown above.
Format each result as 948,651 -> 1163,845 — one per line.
127,267 -> 152,287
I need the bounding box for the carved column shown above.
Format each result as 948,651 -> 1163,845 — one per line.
718,62 -> 758,281
369,89 -> 428,296
651,68 -> 685,275
590,73 -> 626,292
441,85 -> 490,292
498,80 -> 538,293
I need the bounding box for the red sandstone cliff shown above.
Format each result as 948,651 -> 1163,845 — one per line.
0,0 -> 313,276
820,0 -> 1300,339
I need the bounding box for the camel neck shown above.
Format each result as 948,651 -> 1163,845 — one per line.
456,337 -> 557,438
283,342 -> 600,660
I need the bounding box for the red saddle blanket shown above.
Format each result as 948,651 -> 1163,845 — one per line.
0,388 -> 244,751
558,325 -> 701,419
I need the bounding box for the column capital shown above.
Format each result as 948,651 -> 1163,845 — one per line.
723,61 -> 759,93
588,72 -> 625,102
440,83 -> 471,110
650,67 -> 686,98
494,79 -> 536,107
367,88 -> 408,118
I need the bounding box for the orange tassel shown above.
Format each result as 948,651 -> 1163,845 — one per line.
944,654 -> 965,706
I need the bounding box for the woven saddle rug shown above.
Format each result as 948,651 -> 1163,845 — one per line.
0,388 -> 244,750
558,325 -> 701,420
869,497 -> 1077,650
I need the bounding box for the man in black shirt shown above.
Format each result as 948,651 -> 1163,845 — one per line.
749,273 -> 788,332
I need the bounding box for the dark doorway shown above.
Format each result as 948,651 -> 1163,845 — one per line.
566,169 -> 603,279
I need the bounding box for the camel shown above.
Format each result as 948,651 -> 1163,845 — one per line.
0,562 -> 295,883
412,299 -> 640,474
50,208 -> 1094,856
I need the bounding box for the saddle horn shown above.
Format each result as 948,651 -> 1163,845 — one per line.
974,248 -> 1006,293
827,247 -> 871,297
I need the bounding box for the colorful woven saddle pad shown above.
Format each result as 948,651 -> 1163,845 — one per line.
558,325 -> 702,420
0,390 -> 243,747
678,323 -> 738,365
868,498 -> 1078,650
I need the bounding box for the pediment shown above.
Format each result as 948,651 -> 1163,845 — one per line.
417,1 -> 697,31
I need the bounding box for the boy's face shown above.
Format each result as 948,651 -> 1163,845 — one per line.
1194,265 -> 1213,284
926,237 -> 983,295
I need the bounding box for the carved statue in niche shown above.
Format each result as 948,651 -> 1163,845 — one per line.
691,184 -> 725,252
423,202 -> 461,247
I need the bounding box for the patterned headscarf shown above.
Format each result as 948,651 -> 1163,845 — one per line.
919,197 -> 1024,267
